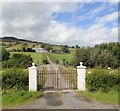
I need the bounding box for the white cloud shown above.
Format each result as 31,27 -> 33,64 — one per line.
97,11 -> 118,24
1,2 -> 118,46
40,19 -> 118,46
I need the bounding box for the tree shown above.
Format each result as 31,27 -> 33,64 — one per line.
1,48 -> 10,62
61,45 -> 69,53
44,44 -> 53,52
75,45 -> 80,48
72,48 -> 90,66
21,43 -> 28,52
70,42 -> 119,68
62,58 -> 66,66
41,43 -> 46,49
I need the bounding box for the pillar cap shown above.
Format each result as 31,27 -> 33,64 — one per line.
28,63 -> 38,69
77,62 -> 86,69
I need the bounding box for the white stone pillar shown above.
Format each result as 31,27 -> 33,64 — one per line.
77,62 -> 86,91
28,63 -> 38,91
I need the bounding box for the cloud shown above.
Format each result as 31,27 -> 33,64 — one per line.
76,4 -> 106,21
97,11 -> 118,25
40,19 -> 118,46
1,2 -> 118,46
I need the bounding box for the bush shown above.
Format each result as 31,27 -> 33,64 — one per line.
43,59 -> 49,64
1,48 -> 10,62
2,68 -> 29,90
56,59 -> 59,64
2,53 -> 33,68
86,68 -> 119,93
26,48 -> 35,52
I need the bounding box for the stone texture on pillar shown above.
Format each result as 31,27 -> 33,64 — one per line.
28,63 -> 38,91
77,62 -> 86,91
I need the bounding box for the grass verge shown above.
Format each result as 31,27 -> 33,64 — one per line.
2,90 -> 43,108
77,90 -> 118,104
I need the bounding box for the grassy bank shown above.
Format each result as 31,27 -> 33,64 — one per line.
77,90 -> 118,104
10,52 -> 46,65
2,90 -> 42,108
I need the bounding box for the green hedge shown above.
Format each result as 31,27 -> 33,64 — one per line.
2,68 -> 29,90
86,69 -> 119,93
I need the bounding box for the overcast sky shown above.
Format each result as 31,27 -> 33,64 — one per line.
1,1 -> 119,46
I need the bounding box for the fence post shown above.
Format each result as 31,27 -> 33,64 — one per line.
28,63 -> 38,91
77,62 -> 86,91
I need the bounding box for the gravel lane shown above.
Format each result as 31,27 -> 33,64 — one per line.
12,91 -> 118,109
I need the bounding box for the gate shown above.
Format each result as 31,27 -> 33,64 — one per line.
38,69 -> 77,91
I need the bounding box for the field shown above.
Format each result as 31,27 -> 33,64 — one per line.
10,52 -> 47,65
47,49 -> 76,64
9,43 -> 41,49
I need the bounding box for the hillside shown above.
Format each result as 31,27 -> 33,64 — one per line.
0,36 -> 41,43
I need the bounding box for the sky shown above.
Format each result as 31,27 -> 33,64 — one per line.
1,1 -> 119,46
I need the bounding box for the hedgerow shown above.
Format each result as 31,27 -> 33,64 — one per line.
2,68 -> 29,90
86,68 -> 119,93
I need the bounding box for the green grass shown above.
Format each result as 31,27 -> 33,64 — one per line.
10,52 -> 46,65
2,90 -> 42,108
47,50 -> 75,64
77,90 -> 118,104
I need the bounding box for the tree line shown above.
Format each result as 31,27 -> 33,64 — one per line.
72,42 -> 119,68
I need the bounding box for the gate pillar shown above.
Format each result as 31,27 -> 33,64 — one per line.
28,63 -> 38,91
77,62 -> 86,91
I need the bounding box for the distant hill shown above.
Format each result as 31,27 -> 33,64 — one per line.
0,36 -> 72,49
0,37 -> 18,42
0,36 -> 42,43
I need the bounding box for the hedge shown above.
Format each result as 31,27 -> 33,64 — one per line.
86,69 -> 119,93
2,68 -> 29,90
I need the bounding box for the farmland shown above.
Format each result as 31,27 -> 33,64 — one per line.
10,52 -> 46,65
47,49 -> 76,64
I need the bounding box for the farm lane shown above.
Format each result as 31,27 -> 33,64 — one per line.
44,52 -> 69,90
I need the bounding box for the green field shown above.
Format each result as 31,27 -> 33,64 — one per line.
47,50 -> 75,64
10,52 -> 46,65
